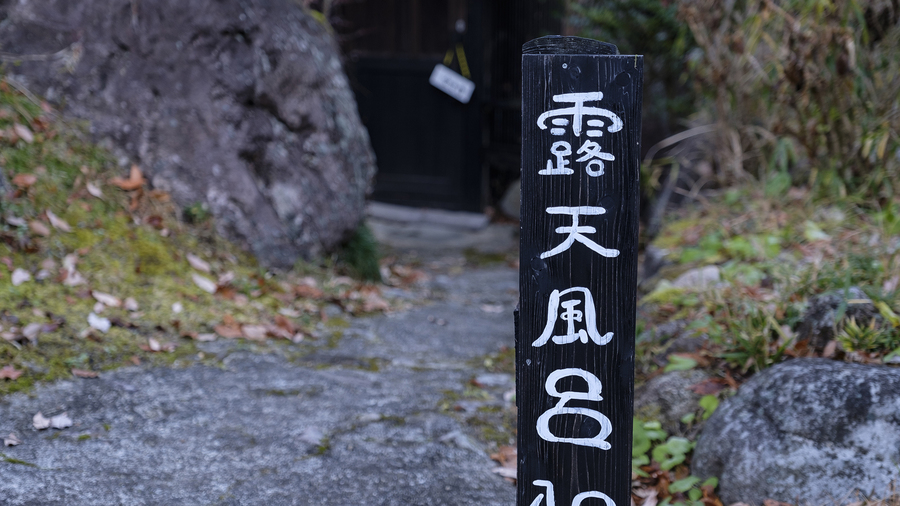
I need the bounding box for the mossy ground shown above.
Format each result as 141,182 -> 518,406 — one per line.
0,78 -> 387,397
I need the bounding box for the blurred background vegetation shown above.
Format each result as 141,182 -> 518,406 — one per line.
570,0 -> 899,205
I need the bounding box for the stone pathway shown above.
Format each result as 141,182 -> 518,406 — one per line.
0,209 -> 520,505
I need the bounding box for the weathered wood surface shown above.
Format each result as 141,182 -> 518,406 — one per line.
517,35 -> 643,506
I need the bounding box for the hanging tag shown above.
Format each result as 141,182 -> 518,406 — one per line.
429,64 -> 475,104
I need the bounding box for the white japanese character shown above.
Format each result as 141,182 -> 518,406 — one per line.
540,207 -> 620,259
536,368 -> 613,449
540,141 -> 573,175
576,140 -> 615,177
532,287 -> 613,347
530,480 -> 617,506
536,92 -> 623,138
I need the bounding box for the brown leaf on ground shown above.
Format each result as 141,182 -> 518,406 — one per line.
29,220 -> 50,237
690,378 -> 729,395
11,173 -> 37,188
145,214 -> 164,229
274,314 -> 296,334
0,365 -> 23,380
490,445 -> 517,482
109,165 -> 145,191
214,323 -> 243,339
71,369 -> 99,378
293,284 -> 324,299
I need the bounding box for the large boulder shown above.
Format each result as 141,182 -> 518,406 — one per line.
693,359 -> 900,505
0,0 -> 376,268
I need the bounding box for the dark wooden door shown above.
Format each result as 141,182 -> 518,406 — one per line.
338,0 -> 483,212
353,57 -> 481,211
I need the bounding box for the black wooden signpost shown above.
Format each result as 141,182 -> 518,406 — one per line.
516,36 -> 642,506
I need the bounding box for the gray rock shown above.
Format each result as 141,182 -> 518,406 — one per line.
693,359 -> 900,506
0,0 -> 376,268
634,369 -> 710,435
797,287 -> 878,351
671,265 -> 720,290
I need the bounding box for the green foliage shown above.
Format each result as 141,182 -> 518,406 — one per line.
699,394 -> 719,420
570,0 -> 697,137
679,0 -> 900,200
664,354 -> 698,372
837,317 -> 900,353
338,222 -> 381,282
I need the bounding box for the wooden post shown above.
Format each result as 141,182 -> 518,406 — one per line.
516,36 -> 642,506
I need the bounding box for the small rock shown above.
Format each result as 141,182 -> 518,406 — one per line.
797,286 -> 878,351
634,369 -> 711,435
671,265 -> 720,290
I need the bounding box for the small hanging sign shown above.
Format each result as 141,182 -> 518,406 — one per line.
429,63 -> 475,104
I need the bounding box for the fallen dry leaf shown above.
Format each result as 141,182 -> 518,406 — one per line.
0,365 -> 23,380
11,172 -> 37,188
264,324 -> 293,340
13,123 -> 34,144
21,322 -> 42,343
192,273 -> 217,294
11,268 -> 31,286
88,312 -> 111,333
49,412 -> 73,429
294,284 -> 325,299
3,433 -> 20,447
274,314 -> 296,334
124,297 -> 139,311
6,216 -> 26,227
32,412 -> 51,430
214,324 -> 243,339
46,210 -> 71,232
71,369 -> 99,379
92,291 -> 122,308
241,324 -> 267,341
194,333 -> 217,342
186,253 -> 211,273
86,181 -> 103,199
29,220 -> 50,237
109,164 -> 145,191
690,378 -> 729,396
140,337 -> 176,353
361,291 -> 390,312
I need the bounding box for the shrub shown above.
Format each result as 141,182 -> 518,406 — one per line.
678,0 -> 900,200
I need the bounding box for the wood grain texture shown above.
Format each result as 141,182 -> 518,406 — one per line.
517,37 -> 642,506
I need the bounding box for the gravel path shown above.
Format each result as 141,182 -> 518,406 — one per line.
0,214 -> 520,506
